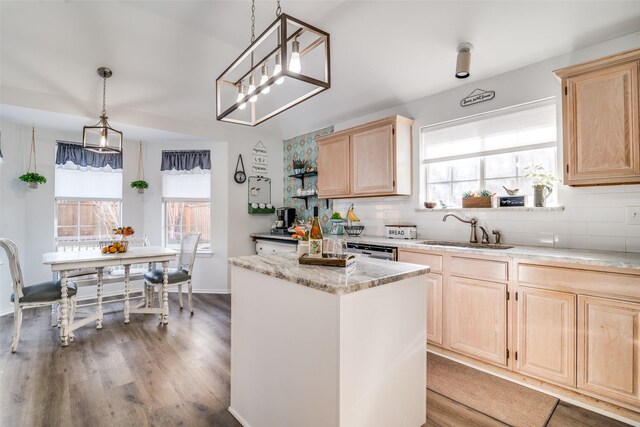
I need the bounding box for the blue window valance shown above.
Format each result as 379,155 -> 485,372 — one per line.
161,150 -> 211,172
55,141 -> 123,170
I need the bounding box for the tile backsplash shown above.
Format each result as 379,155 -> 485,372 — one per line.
283,126 -> 334,229
332,184 -> 640,252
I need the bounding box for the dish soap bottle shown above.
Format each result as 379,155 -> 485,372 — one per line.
309,206 -> 323,258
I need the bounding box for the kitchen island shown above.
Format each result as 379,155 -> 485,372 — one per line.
228,253 -> 429,427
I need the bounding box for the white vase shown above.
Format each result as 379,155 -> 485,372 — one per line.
297,241 -> 309,257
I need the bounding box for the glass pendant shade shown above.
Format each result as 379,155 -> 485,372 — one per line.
216,13 -> 330,126
83,115 -> 123,154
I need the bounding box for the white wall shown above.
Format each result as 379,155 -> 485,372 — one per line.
330,32 -> 640,253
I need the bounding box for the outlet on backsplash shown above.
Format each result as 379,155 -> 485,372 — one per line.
627,206 -> 640,225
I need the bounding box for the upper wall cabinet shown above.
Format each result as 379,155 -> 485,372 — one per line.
316,115 -> 414,199
554,48 -> 640,186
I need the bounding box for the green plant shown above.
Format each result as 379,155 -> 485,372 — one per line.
19,172 -> 47,184
130,180 -> 149,189
463,189 -> 493,198
524,164 -> 558,186
292,159 -> 307,169
331,212 -> 342,220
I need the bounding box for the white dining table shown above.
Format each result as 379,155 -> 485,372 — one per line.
42,246 -> 177,346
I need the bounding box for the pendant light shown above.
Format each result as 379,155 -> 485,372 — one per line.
216,0 -> 330,126
83,67 -> 123,153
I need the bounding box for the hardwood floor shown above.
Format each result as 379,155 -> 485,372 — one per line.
0,294 -> 632,427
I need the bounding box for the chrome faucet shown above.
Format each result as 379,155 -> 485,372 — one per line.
492,229 -> 502,244
479,226 -> 491,244
442,214 -> 478,243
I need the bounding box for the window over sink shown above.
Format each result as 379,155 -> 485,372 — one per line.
420,98 -> 558,208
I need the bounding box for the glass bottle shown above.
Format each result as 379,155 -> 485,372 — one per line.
308,206 -> 323,258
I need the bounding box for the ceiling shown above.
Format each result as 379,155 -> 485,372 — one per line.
2,1 -> 640,140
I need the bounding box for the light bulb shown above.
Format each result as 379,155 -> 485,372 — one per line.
289,38 -> 301,73
100,130 -> 107,147
237,84 -> 247,110
259,64 -> 270,94
248,75 -> 258,103
274,52 -> 284,84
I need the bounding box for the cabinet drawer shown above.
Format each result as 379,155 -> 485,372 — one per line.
398,250 -> 443,274
451,256 -> 508,283
517,263 -> 640,300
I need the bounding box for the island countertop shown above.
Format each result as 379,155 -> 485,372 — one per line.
228,253 -> 429,295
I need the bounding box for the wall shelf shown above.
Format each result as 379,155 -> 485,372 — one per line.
288,170 -> 318,188
292,195 -> 329,210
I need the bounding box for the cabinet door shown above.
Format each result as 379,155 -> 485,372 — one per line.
351,124 -> 395,195
564,60 -> 640,185
447,276 -> 507,366
578,295 -> 640,404
515,287 -> 576,387
317,134 -> 350,198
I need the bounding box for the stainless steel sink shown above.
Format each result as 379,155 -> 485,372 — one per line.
418,240 -> 514,250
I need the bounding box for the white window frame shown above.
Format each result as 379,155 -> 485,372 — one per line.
420,98 -> 558,207
54,198 -> 123,243
162,198 -> 212,255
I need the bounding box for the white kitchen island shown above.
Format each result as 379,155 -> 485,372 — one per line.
228,253 -> 429,427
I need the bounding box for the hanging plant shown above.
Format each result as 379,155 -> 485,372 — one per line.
20,127 -> 47,189
131,141 -> 149,193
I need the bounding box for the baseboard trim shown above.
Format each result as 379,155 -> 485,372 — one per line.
228,407 -> 251,427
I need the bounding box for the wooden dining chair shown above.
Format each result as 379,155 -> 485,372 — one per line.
144,232 -> 201,314
0,238 -> 77,352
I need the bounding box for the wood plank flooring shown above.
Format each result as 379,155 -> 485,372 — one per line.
0,294 -> 632,426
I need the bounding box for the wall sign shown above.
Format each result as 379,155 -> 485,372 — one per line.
460,88 -> 495,107
252,140 -> 268,174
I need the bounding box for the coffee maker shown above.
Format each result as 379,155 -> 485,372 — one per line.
273,207 -> 296,235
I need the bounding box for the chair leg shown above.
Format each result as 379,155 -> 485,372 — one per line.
178,284 -> 184,310
188,280 -> 194,315
11,304 -> 23,353
69,297 -> 77,341
50,303 -> 58,328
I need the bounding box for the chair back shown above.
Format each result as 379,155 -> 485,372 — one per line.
178,233 -> 201,274
0,238 -> 25,301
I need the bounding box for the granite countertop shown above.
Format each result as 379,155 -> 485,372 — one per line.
250,233 -> 640,271
228,253 -> 428,295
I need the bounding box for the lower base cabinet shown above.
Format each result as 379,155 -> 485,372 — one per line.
515,286 -> 576,387
578,295 -> 640,405
447,276 -> 508,367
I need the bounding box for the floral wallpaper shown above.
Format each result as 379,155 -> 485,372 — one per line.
283,126 -> 334,231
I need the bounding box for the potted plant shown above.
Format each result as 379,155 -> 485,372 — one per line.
130,180 -> 149,193
19,172 -> 47,189
113,226 -> 135,241
292,159 -> 307,175
462,189 -> 494,208
524,164 -> 558,207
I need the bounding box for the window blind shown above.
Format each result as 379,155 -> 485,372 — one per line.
55,168 -> 123,199
422,99 -> 557,162
162,174 -> 211,200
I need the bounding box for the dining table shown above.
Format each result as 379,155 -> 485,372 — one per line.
42,246 -> 177,346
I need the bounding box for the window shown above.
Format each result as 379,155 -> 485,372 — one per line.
162,150 -> 212,252
54,142 -> 123,243
421,99 -> 557,207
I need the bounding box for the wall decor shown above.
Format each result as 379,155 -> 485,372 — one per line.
248,175 -> 275,214
460,88 -> 495,107
252,140 -> 268,174
234,154 -> 247,183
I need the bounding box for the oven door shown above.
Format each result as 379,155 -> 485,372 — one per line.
346,243 -> 397,261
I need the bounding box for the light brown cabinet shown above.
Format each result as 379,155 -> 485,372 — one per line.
578,295 -> 640,405
554,48 -> 640,186
515,286 -> 576,387
398,250 -> 443,345
316,134 -> 350,198
316,115 -> 413,199
447,276 -> 508,367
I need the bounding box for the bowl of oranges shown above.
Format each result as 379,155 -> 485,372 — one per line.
100,240 -> 129,254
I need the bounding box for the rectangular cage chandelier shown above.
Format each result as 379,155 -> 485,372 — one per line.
216,13 -> 330,126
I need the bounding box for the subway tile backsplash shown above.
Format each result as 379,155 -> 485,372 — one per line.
332,185 -> 640,253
